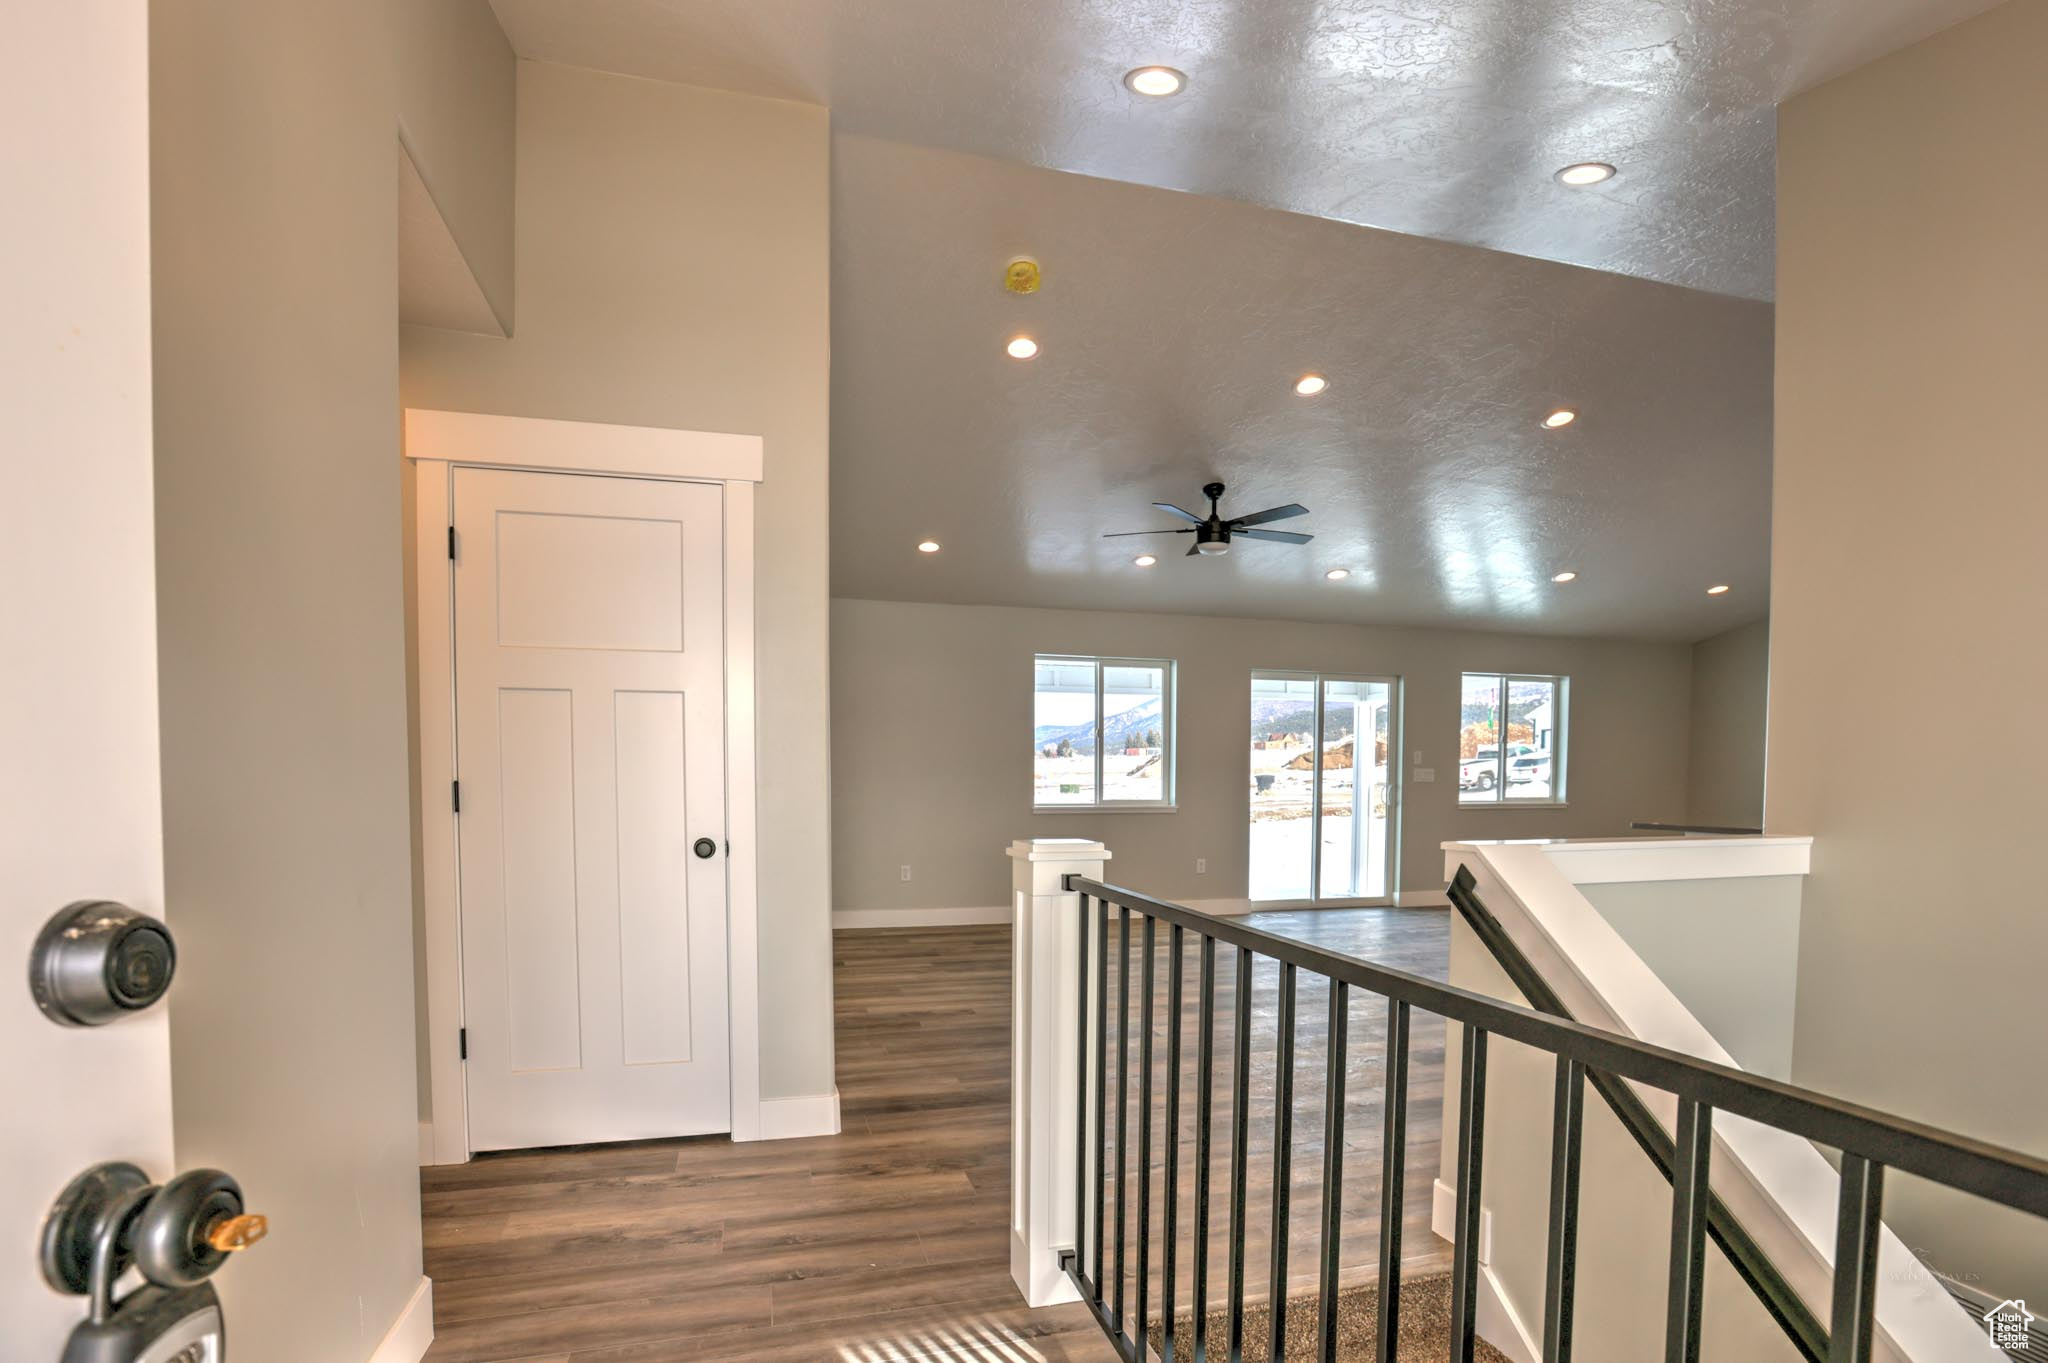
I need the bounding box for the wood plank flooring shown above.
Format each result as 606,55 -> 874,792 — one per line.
420,909 -> 1454,1362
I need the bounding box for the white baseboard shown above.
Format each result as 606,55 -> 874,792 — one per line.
750,1087 -> 841,1141
1396,888 -> 1452,907
834,905 -> 1009,929
1181,897 -> 1256,916
1432,1179 -> 1537,1363
368,1276 -> 433,1363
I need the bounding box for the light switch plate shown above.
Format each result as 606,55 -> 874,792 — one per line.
1414,768 -> 1436,783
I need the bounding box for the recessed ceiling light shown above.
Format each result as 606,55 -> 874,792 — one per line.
1551,571 -> 1577,583
1124,65 -> 1187,97
1542,408 -> 1577,429
1325,568 -> 1350,581
917,540 -> 941,554
1294,373 -> 1328,396
1555,162 -> 1616,186
1707,583 -> 1731,595
1005,335 -> 1040,360
1134,555 -> 1157,568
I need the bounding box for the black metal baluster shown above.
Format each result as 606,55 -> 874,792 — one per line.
1092,896 -> 1110,1299
1113,905 -> 1132,1330
1374,1000 -> 1410,1363
1665,1099 -> 1714,1363
1543,1057 -> 1586,1363
1315,981 -> 1349,1363
1137,915 -> 1157,1350
1073,894 -> 1092,1297
1269,961 -> 1298,1362
1194,936 -> 1217,1363
1228,947 -> 1253,1363
1163,924 -> 1185,1362
1449,1025 -> 1489,1363
1827,1156 -> 1885,1363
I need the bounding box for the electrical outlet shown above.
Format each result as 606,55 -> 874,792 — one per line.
1195,858 -> 1207,874
1414,768 -> 1436,783
899,865 -> 912,882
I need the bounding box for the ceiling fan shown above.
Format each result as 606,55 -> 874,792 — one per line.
1103,482 -> 1313,557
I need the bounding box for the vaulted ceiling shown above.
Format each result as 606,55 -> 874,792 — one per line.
492,0 -> 1994,297
489,0 -> 1992,640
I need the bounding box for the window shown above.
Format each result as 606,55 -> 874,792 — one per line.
1458,672 -> 1567,804
1033,656 -> 1174,809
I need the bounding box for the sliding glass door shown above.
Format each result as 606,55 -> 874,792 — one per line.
1248,672 -> 1399,903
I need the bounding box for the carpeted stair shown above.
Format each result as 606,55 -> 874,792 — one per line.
1144,1273 -> 1512,1362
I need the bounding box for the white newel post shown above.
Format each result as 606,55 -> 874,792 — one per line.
1008,837 -> 1111,1307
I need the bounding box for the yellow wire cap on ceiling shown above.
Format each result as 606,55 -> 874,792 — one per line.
1004,257 -> 1041,294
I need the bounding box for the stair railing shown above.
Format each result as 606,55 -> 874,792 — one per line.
1057,872 -> 2048,1363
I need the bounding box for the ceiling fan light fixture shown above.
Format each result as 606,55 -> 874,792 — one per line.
1124,65 -> 1187,97
1195,540 -> 1230,556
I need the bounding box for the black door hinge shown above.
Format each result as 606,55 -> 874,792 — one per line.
447,525 -> 456,560
458,1027 -> 467,1060
451,780 -> 461,813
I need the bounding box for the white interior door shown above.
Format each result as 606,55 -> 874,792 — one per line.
454,467 -> 730,1150
4,2 -> 174,1349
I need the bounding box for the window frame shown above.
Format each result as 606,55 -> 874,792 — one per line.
1456,671 -> 1570,808
1032,654 -> 1177,813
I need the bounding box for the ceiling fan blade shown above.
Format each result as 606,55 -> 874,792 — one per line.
1186,541 -> 1202,556
1102,528 -> 1192,537
1231,503 -> 1310,528
1236,528 -> 1314,544
1152,502 -> 1206,525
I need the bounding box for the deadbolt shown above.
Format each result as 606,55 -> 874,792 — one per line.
31,901 -> 177,1026
692,838 -> 717,859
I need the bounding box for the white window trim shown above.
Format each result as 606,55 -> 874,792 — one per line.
405,408 -> 776,1164
1031,654 -> 1177,813
1457,671 -> 1570,808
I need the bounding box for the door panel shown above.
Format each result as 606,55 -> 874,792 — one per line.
615,689 -> 693,1066
4,5 -> 174,1348
454,467 -> 729,1150
497,687 -> 582,1073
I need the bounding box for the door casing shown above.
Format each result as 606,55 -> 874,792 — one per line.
406,409 -> 769,1163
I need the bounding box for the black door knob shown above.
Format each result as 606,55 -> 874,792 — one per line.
693,838 -> 718,859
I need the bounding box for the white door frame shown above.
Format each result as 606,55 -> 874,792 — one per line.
406,408 -> 765,1163
1246,669 -> 1404,908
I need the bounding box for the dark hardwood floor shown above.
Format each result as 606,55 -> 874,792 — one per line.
420,908 -> 1453,1362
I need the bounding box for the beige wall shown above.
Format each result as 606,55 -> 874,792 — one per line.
395,0 -> 517,329
832,598 -> 1693,911
402,61 -> 837,1102
1772,0 -> 2048,1299
1685,618 -> 1769,827
149,2 -> 454,1357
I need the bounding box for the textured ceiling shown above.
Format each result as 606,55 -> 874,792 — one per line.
829,138 -> 1773,642
490,0 -> 1996,299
